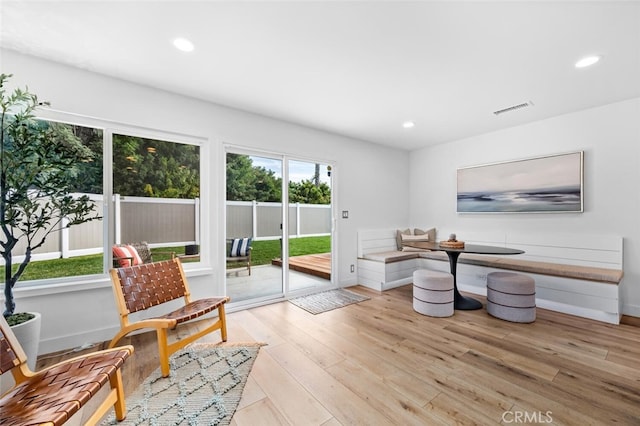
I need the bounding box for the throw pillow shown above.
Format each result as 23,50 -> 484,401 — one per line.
395,228 -> 411,250
229,237 -> 252,257
414,227 -> 436,242
401,234 -> 430,242
112,245 -> 143,267
400,233 -> 430,251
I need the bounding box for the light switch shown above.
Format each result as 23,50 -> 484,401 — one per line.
342,210 -> 349,219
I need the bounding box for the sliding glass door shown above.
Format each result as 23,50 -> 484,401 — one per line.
226,152 -> 284,302
225,149 -> 334,303
287,159 -> 332,293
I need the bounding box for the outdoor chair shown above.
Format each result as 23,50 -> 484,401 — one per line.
108,257 -> 229,377
0,315 -> 134,426
112,241 -> 175,267
227,237 -> 252,275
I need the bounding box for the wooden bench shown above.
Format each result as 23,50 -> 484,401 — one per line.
108,258 -> 229,377
1,315 -> 133,425
357,229 -> 624,324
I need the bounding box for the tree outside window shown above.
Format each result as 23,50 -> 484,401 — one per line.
0,121 -> 201,283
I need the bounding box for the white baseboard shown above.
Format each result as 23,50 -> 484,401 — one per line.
622,302 -> 640,318
38,325 -> 120,356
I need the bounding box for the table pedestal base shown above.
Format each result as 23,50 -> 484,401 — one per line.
448,251 -> 483,310
454,291 -> 483,310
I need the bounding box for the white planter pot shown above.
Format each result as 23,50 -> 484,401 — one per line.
11,312 -> 42,371
1,312 -> 42,394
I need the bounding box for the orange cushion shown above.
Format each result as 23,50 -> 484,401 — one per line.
113,245 -> 143,267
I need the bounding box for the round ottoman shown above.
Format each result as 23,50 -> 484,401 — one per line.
413,269 -> 454,317
486,272 -> 536,323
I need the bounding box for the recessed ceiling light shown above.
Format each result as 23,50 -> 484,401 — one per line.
575,55 -> 601,68
402,121 -> 415,129
173,37 -> 194,52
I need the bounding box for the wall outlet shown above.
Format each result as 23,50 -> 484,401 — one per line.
476,273 -> 487,281
350,264 -> 355,273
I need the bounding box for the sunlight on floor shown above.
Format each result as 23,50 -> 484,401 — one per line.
226,264 -> 331,302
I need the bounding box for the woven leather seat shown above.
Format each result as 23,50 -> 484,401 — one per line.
0,315 -> 133,426
109,258 -> 229,377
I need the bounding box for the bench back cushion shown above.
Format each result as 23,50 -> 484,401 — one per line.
114,259 -> 188,314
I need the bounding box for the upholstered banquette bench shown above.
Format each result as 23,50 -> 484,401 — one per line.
357,227 -> 436,291
357,229 -> 624,324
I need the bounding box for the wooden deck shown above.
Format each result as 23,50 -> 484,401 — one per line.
271,253 -> 331,279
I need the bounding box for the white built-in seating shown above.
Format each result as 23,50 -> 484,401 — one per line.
357,229 -> 624,324
357,228 -> 433,291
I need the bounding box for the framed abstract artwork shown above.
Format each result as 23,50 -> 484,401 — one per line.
457,151 -> 584,213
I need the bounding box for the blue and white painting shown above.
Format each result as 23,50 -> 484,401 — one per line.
457,152 -> 583,213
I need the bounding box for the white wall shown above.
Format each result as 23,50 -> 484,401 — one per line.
7,47 -> 637,354
408,97 -> 640,317
1,49 -> 411,353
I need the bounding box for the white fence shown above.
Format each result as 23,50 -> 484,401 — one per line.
2,197 -> 330,265
226,201 -> 331,240
1,195 -> 199,265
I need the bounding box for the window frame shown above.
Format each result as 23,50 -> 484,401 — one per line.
4,108 -> 209,291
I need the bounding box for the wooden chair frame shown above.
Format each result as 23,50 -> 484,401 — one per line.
108,257 -> 229,377
0,315 -> 133,426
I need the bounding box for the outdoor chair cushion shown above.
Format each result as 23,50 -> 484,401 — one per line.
112,244 -> 143,267
229,237 -> 252,257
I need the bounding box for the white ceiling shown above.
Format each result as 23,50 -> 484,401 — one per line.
1,1 -> 639,150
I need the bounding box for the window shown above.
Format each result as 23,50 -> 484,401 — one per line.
0,120 -> 105,281
0,115 -> 202,284
113,133 -> 200,260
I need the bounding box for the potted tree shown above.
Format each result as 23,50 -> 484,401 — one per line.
1,73 -> 100,366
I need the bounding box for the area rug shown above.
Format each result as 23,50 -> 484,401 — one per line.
289,288 -> 370,314
102,342 -> 264,425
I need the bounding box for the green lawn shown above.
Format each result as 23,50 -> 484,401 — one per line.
246,236 -> 330,265
1,236 -> 330,281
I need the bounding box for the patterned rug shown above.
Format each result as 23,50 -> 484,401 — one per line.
102,342 -> 263,425
289,288 -> 370,314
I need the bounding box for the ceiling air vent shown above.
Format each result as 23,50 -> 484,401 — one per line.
493,101 -> 533,116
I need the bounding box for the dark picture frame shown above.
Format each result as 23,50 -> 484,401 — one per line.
457,151 -> 584,213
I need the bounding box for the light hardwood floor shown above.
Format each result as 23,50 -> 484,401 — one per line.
38,285 -> 640,425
